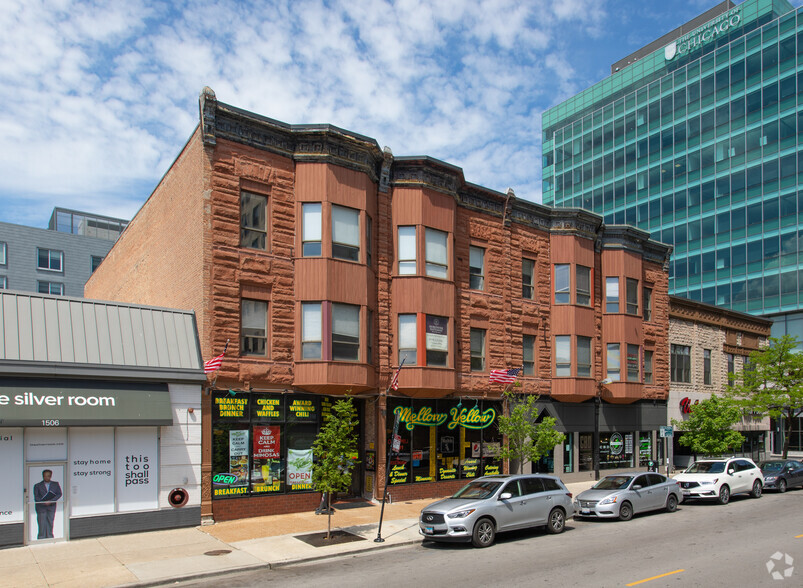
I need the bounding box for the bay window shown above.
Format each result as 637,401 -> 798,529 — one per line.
399,314 -> 417,365
398,226 -> 416,274
332,205 -> 360,261
302,203 -> 322,257
555,335 -> 571,376
607,343 -> 621,381
301,302 -> 322,359
425,228 -> 448,278
605,277 -> 620,312
331,303 -> 360,361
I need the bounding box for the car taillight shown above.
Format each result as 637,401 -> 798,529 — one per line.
566,492 -> 572,499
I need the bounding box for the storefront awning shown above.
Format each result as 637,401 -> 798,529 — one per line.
0,379 -> 173,426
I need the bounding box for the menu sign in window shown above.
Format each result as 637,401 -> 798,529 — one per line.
462,458 -> 480,478
253,396 -> 282,421
389,463 -> 409,485
288,398 -> 317,422
214,393 -> 249,420
483,464 -> 500,475
438,466 -> 457,481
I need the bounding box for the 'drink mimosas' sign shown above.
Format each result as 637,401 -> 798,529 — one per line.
393,405 -> 496,431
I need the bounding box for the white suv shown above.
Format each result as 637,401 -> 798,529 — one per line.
674,457 -> 763,504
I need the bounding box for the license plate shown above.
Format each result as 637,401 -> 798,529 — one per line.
682,490 -> 690,495
581,508 -> 590,514
424,526 -> 434,534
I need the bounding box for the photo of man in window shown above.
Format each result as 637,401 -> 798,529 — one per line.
34,469 -> 62,539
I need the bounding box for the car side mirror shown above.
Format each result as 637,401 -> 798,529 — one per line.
499,492 -> 512,500
632,485 -> 642,491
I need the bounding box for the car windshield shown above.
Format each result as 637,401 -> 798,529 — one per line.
452,481 -> 502,500
759,461 -> 784,472
686,462 -> 726,474
593,476 -> 633,490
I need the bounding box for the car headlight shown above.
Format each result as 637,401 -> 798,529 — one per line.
447,509 -> 476,519
598,496 -> 618,505
699,479 -> 717,485
764,476 -> 777,482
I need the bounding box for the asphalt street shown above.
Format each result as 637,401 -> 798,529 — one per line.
176,488 -> 803,588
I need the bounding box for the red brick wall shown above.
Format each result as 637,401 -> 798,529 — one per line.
212,492 -> 322,521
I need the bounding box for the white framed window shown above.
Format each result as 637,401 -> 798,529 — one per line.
470,328 -> 486,371
522,258 -> 535,299
37,248 -> 63,272
626,278 -> 639,315
605,277 -> 620,312
555,264 -> 570,304
425,228 -> 448,278
576,265 -> 591,306
469,246 -> 485,290
627,344 -> 640,382
332,205 -> 360,262
37,281 -> 64,295
523,334 -> 535,375
399,314 -> 417,365
555,335 -> 571,377
240,191 -> 267,250
671,344 -> 691,383
607,343 -> 621,381
302,203 -> 322,257
301,302 -> 322,359
577,336 -> 591,377
332,303 -> 360,361
0,276 -> 7,289
398,226 -> 416,274
0,241 -> 6,265
241,299 -> 267,356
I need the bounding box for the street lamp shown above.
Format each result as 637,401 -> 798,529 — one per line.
594,378 -> 612,481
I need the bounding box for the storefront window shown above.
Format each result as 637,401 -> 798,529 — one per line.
579,432 -> 592,472
599,432 -> 635,469
639,432 -> 652,467
563,432 -> 573,473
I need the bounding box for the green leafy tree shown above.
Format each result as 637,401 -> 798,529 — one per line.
497,390 -> 565,474
671,394 -> 744,457
311,397 -> 359,539
725,335 -> 803,458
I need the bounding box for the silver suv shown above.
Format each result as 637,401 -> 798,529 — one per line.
419,474 -> 575,548
674,457 -> 763,504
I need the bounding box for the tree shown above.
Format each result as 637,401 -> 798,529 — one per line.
670,394 -> 744,457
725,335 -> 803,459
497,390 -> 565,474
311,397 -> 359,539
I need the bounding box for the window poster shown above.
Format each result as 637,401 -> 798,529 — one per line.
389,462 -> 409,485
425,316 -> 448,351
25,428 -> 67,462
0,428 -> 23,523
214,393 -> 249,420
229,429 -> 250,484
252,396 -> 282,421
461,458 -> 480,478
251,426 -> 281,494
287,397 -> 318,422
28,464 -> 65,542
69,428 -> 114,516
287,448 -> 313,489
115,427 -> 158,512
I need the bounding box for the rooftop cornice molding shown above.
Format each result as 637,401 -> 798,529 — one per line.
669,295 -> 773,334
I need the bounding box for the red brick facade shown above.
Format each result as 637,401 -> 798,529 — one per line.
85,88 -> 672,522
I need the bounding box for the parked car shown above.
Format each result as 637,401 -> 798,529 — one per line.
574,472 -> 681,521
419,474 -> 575,548
674,457 -> 763,504
758,459 -> 803,493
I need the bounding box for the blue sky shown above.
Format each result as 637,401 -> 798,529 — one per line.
1,0 -> 801,228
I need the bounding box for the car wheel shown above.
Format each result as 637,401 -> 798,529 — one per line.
546,508 -> 565,534
665,494 -> 678,512
718,485 -> 730,505
618,501 -> 633,521
751,480 -> 762,498
778,479 -> 787,493
471,518 -> 495,548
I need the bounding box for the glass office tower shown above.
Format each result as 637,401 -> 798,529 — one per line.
542,0 -> 803,341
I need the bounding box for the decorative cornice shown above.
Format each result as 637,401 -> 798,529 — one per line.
391,157 -> 462,195
669,295 -> 772,335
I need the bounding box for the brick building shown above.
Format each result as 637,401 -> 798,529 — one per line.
85,88 -> 672,522
668,295 -> 772,468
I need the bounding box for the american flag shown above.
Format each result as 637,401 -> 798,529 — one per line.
489,367 -> 521,384
389,366 -> 402,390
204,353 -> 225,374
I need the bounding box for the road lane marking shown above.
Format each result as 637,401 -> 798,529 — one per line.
796,534 -> 803,539
626,569 -> 685,586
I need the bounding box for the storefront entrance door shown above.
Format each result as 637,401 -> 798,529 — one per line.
27,464 -> 67,543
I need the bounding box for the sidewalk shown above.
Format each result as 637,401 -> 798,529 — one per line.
0,479 -> 597,588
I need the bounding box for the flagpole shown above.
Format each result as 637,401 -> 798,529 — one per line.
375,357 -> 405,543
210,339 -> 230,388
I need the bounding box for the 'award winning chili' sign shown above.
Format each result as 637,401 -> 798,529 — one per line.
393,405 -> 496,431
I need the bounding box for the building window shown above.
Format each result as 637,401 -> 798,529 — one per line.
91,255 -> 104,273
470,328 -> 486,372
302,203 -> 322,257
469,246 -> 485,290
301,302 -> 322,359
576,265 -> 591,306
425,228 -> 448,278
627,344 -> 640,382
366,216 -> 373,266
577,336 -> 591,377
703,349 -> 712,385
331,205 -> 360,262
398,226 -> 416,274
643,287 -> 652,321
555,335 -> 571,376
0,242 -> 6,265
522,258 -> 535,299
607,343 -> 620,381
555,264 -> 570,304
399,314 -> 417,365
241,299 -> 267,356
367,310 -> 373,364
240,191 -> 267,250
331,303 -> 360,361
605,277 -> 619,312
727,353 -> 735,385
523,334 -> 536,375
0,276 -> 6,289
37,248 -> 63,272
37,281 -> 63,295
671,344 -> 691,383
626,278 -> 638,315
425,315 -> 448,367
644,350 -> 653,384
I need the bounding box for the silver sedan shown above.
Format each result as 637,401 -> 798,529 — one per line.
575,472 -> 682,521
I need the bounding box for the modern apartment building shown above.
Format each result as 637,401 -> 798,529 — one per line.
0,208 -> 128,296
85,88 -> 672,521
